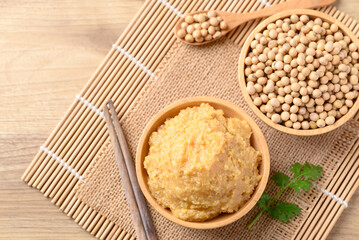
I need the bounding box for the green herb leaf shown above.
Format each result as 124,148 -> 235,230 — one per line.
268,202 -> 301,223
290,163 -> 304,178
289,179 -> 312,193
248,162 -> 323,229
290,163 -> 322,181
272,172 -> 290,188
257,193 -> 270,210
300,163 -> 322,181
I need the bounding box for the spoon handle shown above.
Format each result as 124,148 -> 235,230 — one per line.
221,0 -> 336,29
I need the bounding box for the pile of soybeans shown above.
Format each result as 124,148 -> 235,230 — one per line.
244,14 -> 359,130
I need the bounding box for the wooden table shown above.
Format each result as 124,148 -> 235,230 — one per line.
0,0 -> 358,239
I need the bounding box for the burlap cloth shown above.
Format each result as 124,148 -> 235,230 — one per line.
76,38 -> 359,239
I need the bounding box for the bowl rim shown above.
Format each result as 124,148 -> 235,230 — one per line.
136,96 -> 270,229
238,9 -> 359,136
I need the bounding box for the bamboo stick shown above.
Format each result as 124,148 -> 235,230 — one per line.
69,200 -> 84,218
60,191 -> 82,214
98,220 -> 114,240
106,224 -> 119,240
353,24 -> 359,37
73,203 -> 88,222
53,177 -> 77,205
218,0 -> 231,12
225,0 -> 240,13
82,210 -> 98,230
120,230 -> 132,240
111,227 -> 124,240
65,198 -> 80,216
84,216 -> 103,236
90,215 -> 106,235
87,213 -> 102,234
123,233 -> 132,240
77,206 -> 92,224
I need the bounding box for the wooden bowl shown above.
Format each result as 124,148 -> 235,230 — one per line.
239,9 -> 359,136
136,96 -> 270,229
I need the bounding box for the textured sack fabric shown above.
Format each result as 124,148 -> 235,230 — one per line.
76,39 -> 359,239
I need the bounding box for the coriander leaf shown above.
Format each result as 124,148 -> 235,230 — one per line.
272,172 -> 290,188
289,179 -> 312,193
301,163 -> 323,181
256,193 -> 270,210
268,202 -> 301,223
290,163 -> 304,179
249,162 -> 324,229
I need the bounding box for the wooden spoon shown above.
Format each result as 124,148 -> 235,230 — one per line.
174,0 -> 336,45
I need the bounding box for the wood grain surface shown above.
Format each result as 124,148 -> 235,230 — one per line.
0,0 -> 357,239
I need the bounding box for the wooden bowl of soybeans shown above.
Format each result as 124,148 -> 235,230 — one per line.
239,9 -> 359,136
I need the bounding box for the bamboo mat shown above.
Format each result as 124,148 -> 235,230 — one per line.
21,0 -> 359,239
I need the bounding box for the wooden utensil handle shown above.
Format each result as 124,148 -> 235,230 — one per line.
108,100 -> 157,240
103,106 -> 148,240
221,0 -> 336,27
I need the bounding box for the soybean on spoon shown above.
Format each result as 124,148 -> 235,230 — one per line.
174,0 -> 336,45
